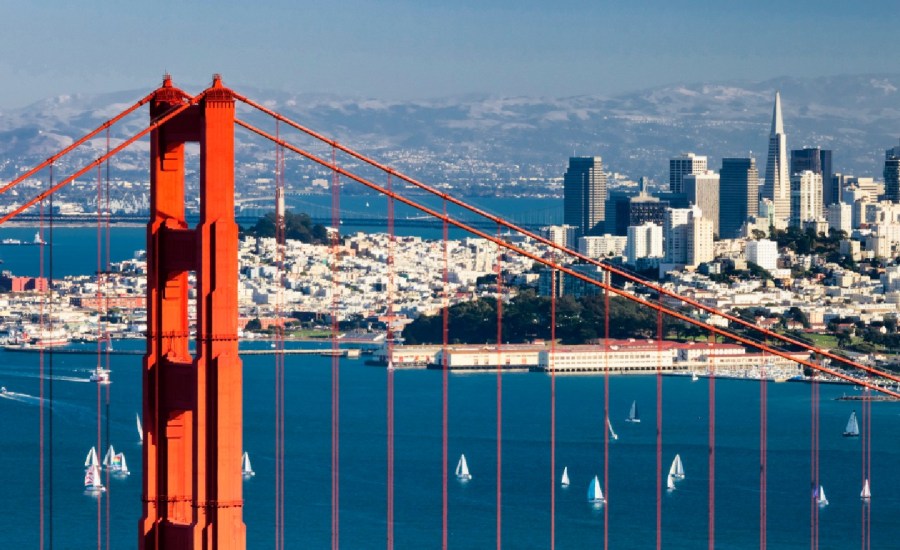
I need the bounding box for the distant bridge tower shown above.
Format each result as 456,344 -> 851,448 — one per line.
140,75 -> 245,550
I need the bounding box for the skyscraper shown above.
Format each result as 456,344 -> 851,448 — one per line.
884,140 -> 900,202
791,147 -> 833,209
720,157 -> 759,239
669,153 -> 707,193
564,157 -> 608,236
683,171 -> 720,237
763,92 -> 790,222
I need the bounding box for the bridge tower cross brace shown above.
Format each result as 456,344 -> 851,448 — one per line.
140,74 -> 245,550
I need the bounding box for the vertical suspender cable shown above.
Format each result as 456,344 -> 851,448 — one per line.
549,269 -> 556,550
38,176 -> 46,549
861,388 -> 868,550
656,295 -> 663,550
865,387 -> 871,550
274,120 -> 286,550
48,165 -> 55,550
495,224 -> 503,550
760,351 -> 768,549
104,127 -> 112,550
386,173 -> 395,549
810,366 -> 818,549
95,164 -> 104,550
708,330 -> 716,549
441,199 -> 449,550
330,144 -> 341,550
603,269 -> 610,549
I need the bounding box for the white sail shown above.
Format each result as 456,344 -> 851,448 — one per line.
561,466 -> 570,487
626,401 -> 640,423
116,453 -> 129,475
102,444 -> 117,468
587,475 -> 604,503
136,413 -> 143,444
242,451 -> 255,477
669,454 -> 685,479
861,479 -> 871,500
691,371 -> 699,382
84,464 -> 105,492
455,454 -> 472,480
85,446 -> 99,468
843,411 -> 860,437
607,417 -> 618,441
817,485 -> 829,506
667,473 -> 676,491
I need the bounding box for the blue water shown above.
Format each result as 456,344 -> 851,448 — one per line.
2,341 -> 899,548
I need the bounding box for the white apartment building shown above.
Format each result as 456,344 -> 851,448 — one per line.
790,170 -> 823,227
687,216 -> 714,266
746,239 -> 778,272
544,225 -> 578,249
882,265 -> 900,293
626,223 -> 663,264
578,234 -> 627,259
826,202 -> 852,235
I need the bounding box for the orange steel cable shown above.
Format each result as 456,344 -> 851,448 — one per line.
330,145 -> 341,550
760,354 -> 768,548
38,187 -> 47,549
603,269 -> 610,550
0,91 -> 158,198
441,200 -> 449,550
274,121 -> 286,550
232,93 -> 895,386
386,173 -> 395,550
233,118 -> 900,397
707,330 -> 716,550
0,95 -> 201,227
495,226 -> 503,550
655,298 -> 663,550
549,270 -> 557,550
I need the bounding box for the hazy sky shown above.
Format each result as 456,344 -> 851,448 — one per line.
1,0 -> 896,107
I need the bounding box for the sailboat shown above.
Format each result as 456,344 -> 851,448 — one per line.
84,464 -> 106,493
815,485 -> 829,507
861,478 -> 871,500
607,417 -> 618,441
666,473 -> 676,491
84,446 -> 100,469
561,466 -> 570,487
669,454 -> 685,480
113,452 -> 130,476
241,451 -> 255,478
136,413 -> 143,445
843,411 -> 860,437
455,454 -> 472,481
625,400 -> 640,423
102,444 -> 117,470
691,371 -> 699,382
587,475 -> 605,504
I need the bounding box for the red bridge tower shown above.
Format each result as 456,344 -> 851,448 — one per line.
140,75 -> 245,549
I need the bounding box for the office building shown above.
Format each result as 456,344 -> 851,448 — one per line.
662,205 -> 710,268
885,140 -> 900,202
564,157 -> 608,237
669,153 -> 707,193
544,225 -> 578,249
791,148 -> 833,208
763,92 -> 790,222
683,171 -> 721,236
719,157 -> 759,239
790,170 -> 823,228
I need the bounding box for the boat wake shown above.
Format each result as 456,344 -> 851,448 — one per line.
1,371 -> 92,383
0,390 -> 96,423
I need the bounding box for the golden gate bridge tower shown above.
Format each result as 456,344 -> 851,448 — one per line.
141,75 -> 245,549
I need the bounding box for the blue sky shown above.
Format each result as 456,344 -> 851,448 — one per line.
1,0 -> 896,107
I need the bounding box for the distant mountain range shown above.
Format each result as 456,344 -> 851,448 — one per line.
0,73 -> 898,193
